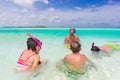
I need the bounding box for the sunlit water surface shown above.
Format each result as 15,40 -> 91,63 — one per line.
0,28 -> 120,80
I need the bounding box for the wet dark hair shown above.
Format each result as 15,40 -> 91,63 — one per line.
70,41 -> 81,53
27,38 -> 38,52
91,46 -> 101,52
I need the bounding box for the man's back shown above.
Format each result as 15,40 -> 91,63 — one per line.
64,53 -> 87,72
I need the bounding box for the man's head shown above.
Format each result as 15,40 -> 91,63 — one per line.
69,28 -> 76,35
70,41 -> 81,53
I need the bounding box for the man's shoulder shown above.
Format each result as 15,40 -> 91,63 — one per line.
79,54 -> 86,57
74,34 -> 79,37
65,54 -> 72,58
66,35 -> 70,38
64,35 -> 70,40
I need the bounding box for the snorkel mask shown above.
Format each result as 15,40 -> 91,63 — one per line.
27,33 -> 42,49
70,28 -> 76,34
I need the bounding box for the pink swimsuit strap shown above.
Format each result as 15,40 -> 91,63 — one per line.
18,52 -> 37,66
24,53 -> 36,62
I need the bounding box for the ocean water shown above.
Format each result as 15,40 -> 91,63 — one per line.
0,28 -> 120,80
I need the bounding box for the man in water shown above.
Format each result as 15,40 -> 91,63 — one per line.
57,41 -> 94,78
64,28 -> 80,44
64,41 -> 93,72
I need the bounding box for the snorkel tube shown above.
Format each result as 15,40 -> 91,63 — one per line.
27,33 -> 42,49
92,42 -> 94,48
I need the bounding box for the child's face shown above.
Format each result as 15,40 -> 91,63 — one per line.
36,46 -> 40,53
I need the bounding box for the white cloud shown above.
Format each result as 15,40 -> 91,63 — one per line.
48,7 -> 55,12
108,0 -> 114,4
10,0 -> 37,7
21,8 -> 29,13
49,15 -> 61,23
0,4 -> 120,27
75,7 -> 82,10
40,0 -> 49,4
8,0 -> 49,7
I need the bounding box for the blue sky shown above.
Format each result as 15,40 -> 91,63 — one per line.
0,0 -> 120,28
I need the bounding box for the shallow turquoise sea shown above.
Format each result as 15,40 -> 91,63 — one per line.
0,28 -> 120,80
0,28 -> 120,39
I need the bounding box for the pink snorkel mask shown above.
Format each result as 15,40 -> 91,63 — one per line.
27,33 -> 42,49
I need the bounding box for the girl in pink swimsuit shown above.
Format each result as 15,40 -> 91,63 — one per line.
16,34 -> 48,72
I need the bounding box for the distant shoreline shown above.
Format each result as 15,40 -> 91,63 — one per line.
1,26 -> 47,28
0,27 -> 120,30
0,26 -> 120,28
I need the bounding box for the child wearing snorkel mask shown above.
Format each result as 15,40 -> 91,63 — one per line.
90,42 -> 120,58
16,34 -> 48,72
